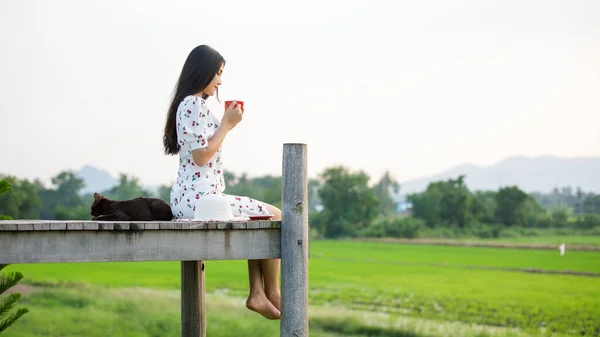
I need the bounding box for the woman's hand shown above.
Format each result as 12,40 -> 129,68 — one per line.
221,101 -> 243,131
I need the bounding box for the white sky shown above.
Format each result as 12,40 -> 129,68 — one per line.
0,0 -> 599,187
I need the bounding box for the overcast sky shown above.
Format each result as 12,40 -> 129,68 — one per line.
1,0 -> 599,187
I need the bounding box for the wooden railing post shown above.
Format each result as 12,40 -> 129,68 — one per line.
280,143 -> 309,337
181,260 -> 206,337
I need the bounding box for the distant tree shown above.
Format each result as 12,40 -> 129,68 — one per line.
471,191 -> 497,224
522,197 -> 546,227
438,176 -> 473,227
0,180 -> 13,220
531,186 -> 584,213
250,175 -> 282,208
157,185 -> 172,204
37,171 -> 88,220
0,176 -> 42,219
576,213 -> 600,229
582,193 -> 600,214
373,171 -> 400,217
316,166 -> 379,238
104,174 -> 152,200
575,187 -> 586,214
37,181 -> 57,220
224,172 -> 254,200
550,205 -> 571,227
52,171 -> 85,207
495,186 -> 529,226
408,175 -> 473,228
224,172 -> 283,209
223,171 -> 237,186
407,186 -> 443,227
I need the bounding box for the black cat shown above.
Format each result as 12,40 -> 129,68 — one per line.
90,192 -> 173,221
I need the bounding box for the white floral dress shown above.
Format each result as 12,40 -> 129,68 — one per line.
170,95 -> 271,219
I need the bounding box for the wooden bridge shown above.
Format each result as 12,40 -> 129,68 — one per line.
0,143 -> 309,337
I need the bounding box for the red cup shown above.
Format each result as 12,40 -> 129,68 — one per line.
225,100 -> 244,112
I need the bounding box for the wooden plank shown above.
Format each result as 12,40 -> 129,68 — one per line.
50,222 -> 66,230
160,223 -> 175,230
17,224 -> 34,231
83,223 -> 99,230
144,222 -> 160,230
114,223 -> 130,230
98,223 -> 114,230
0,229 -> 281,264
34,223 -> 51,231
130,222 -> 144,230
0,220 -> 281,231
189,223 -> 207,230
280,143 -> 309,337
217,222 -> 232,230
231,223 -> 246,230
181,261 -> 206,337
67,222 -> 83,230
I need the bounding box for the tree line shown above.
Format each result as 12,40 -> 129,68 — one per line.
1,166 -> 599,239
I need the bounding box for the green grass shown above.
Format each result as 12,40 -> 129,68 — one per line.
3,285 -> 281,337
7,240 -> 600,336
4,284 -> 543,337
312,240 -> 600,273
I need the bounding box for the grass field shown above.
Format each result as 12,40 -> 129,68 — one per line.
5,285 -> 540,337
5,238 -> 600,336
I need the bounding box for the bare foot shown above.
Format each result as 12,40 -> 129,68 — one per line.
246,293 -> 281,320
266,289 -> 281,311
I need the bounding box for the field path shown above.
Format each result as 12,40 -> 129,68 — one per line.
351,238 -> 600,251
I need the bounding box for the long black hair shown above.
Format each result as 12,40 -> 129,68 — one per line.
163,45 -> 225,155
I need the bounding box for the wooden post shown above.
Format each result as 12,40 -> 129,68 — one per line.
280,143 -> 309,337
181,260 -> 206,337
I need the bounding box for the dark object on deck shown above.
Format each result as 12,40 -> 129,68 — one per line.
90,192 -> 173,221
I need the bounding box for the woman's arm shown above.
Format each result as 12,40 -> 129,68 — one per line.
191,102 -> 243,166
191,126 -> 229,166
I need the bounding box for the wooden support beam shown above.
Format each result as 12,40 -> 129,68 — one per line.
181,260 -> 206,337
280,143 -> 309,337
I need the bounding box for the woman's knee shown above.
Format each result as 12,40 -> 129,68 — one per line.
263,203 -> 282,220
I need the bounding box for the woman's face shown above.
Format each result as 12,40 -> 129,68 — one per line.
203,63 -> 224,97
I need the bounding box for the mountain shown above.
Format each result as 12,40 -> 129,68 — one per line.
75,165 -> 160,195
76,165 -> 118,195
397,155 -> 600,196
75,155 -> 600,198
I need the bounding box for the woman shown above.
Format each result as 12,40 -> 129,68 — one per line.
163,45 -> 281,320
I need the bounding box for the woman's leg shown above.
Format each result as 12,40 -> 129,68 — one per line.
224,194 -> 283,317
246,259 -> 280,319
260,203 -> 282,310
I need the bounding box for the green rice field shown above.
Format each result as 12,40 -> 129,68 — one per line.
4,238 -> 600,336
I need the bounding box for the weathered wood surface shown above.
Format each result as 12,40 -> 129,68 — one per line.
280,143 -> 309,337
0,223 -> 281,264
0,220 -> 280,231
182,261 -> 206,337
